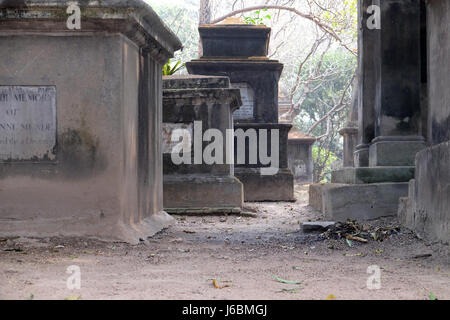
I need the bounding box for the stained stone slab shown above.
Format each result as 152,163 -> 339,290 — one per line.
0,86 -> 56,161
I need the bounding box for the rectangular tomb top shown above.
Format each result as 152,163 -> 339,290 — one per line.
199,24 -> 271,58
163,75 -> 231,90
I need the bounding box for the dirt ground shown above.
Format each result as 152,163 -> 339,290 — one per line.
0,185 -> 449,300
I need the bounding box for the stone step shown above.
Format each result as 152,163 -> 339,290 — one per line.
332,167 -> 415,184
309,182 -> 409,221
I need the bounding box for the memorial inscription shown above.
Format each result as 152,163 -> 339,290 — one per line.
0,86 -> 56,161
231,83 -> 254,121
162,122 -> 193,154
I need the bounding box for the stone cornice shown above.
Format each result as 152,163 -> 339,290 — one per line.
0,0 -> 183,63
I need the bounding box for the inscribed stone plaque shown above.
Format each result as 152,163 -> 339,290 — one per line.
162,123 -> 193,154
0,86 -> 56,161
231,83 -> 255,120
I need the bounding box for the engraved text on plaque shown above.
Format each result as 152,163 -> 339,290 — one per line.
0,86 -> 56,161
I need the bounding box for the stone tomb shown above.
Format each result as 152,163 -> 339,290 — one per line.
278,97 -> 316,185
0,1 -> 182,243
162,75 -> 244,213
287,128 -> 315,184
309,0 -> 424,221
187,23 -> 294,201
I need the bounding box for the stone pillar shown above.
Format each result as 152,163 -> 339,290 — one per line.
369,0 -> 425,166
340,127 -> 358,167
340,77 -> 359,168
355,0 -> 377,167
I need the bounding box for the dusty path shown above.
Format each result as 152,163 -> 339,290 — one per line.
0,186 -> 449,300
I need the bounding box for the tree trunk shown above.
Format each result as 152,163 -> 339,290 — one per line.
198,0 -> 212,57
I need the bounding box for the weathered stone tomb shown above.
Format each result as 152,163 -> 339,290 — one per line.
287,128 -> 315,184
162,75 -> 244,213
310,0 -> 425,221
187,23 -> 294,201
0,0 -> 182,243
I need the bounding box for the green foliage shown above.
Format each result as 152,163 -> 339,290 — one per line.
292,49 -> 356,182
429,292 -> 438,300
312,146 -> 338,182
163,59 -> 185,76
148,0 -> 199,64
244,9 -> 271,25
294,49 -> 356,142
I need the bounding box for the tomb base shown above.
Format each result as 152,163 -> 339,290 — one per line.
163,175 -> 243,214
234,123 -> 294,202
369,136 -> 426,167
354,144 -> 370,167
309,182 -> 409,221
398,141 -> 450,243
235,168 -> 294,202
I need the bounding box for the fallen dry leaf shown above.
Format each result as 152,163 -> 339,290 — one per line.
212,279 -> 230,289
345,234 -> 368,243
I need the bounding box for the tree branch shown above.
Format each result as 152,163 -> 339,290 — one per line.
306,72 -> 355,135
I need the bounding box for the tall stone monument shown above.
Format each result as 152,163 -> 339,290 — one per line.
310,0 -> 425,221
186,22 -> 294,201
398,0 -> 449,243
0,0 -> 182,243
162,75 -> 244,213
